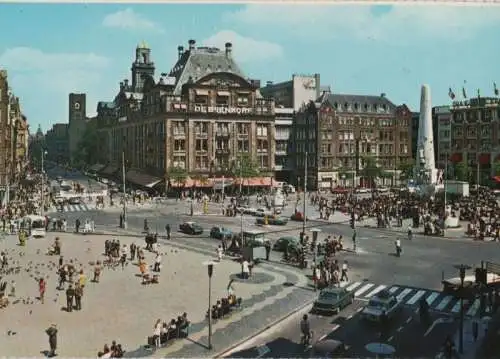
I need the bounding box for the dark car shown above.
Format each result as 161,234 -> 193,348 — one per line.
256,216 -> 288,226
68,197 -> 81,205
273,236 -> 301,252
179,221 -> 203,235
312,287 -> 354,314
210,226 -> 232,239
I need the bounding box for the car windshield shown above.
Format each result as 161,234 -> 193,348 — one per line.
368,299 -> 387,310
319,291 -> 339,300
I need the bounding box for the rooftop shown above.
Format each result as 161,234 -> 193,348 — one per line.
322,93 -> 397,114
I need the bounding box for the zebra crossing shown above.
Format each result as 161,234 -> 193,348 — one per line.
341,281 -> 482,317
56,204 -> 91,213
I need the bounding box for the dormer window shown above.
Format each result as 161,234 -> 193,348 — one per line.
364,103 -> 368,112
344,102 -> 348,109
354,103 -> 359,111
382,104 -> 387,111
196,65 -> 201,73
334,102 -> 338,109
206,65 -> 211,73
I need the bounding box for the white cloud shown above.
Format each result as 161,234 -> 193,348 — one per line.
202,30 -> 283,63
0,47 -> 111,125
102,8 -> 164,33
225,5 -> 500,43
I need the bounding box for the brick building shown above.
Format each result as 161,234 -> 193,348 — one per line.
95,40 -> 276,189
449,97 -> 500,184
0,69 -> 30,203
68,93 -> 87,165
45,123 -> 69,164
293,92 -> 412,190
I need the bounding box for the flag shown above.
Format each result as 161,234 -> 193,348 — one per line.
448,88 -> 455,100
462,87 -> 467,99
495,82 -> 499,96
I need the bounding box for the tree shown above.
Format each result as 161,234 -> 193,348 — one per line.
73,121 -> 105,169
454,161 -> 470,181
168,166 -> 188,187
398,159 -> 415,180
360,156 -> 382,186
492,162 -> 500,177
230,153 -> 260,178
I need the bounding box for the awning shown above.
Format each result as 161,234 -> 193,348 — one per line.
195,89 -> 209,96
217,91 -> 230,97
100,165 -> 119,175
234,177 -> 273,186
237,90 -> 250,94
89,164 -> 106,172
450,153 -> 463,163
493,176 -> 500,183
126,170 -> 162,188
479,153 -> 491,165
213,178 -> 234,190
169,176 -> 214,188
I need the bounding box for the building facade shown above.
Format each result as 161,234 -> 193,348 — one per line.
0,69 -> 30,203
68,93 -> 87,165
293,93 -> 412,190
433,106 -> 451,169
45,123 -> 69,164
95,40 -> 276,188
449,97 -> 500,184
274,108 -> 293,180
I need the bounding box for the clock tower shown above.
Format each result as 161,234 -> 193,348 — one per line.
131,41 -> 155,92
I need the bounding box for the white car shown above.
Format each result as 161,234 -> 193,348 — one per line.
355,188 -> 370,194
361,290 -> 402,322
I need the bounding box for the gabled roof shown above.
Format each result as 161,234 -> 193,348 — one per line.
322,93 -> 397,114
124,92 -> 143,101
168,46 -> 245,95
97,101 -> 115,110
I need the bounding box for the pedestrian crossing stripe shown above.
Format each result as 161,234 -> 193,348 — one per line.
338,281 -> 483,317
58,204 -> 91,212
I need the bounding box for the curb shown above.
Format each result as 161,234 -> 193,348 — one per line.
212,298 -> 315,358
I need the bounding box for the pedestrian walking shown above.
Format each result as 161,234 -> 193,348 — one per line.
45,324 -> 58,357
340,261 -> 349,282
38,278 -> 46,304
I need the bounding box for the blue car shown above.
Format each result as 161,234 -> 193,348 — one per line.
210,226 -> 233,239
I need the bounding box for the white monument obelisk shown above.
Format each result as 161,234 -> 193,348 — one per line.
416,84 -> 438,187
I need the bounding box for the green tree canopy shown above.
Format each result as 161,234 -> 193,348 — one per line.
231,153 -> 260,178
74,121 -> 105,169
454,161 -> 470,181
168,166 -> 188,185
338,168 -> 354,179
360,157 -> 382,180
398,159 -> 415,180
492,162 -> 500,177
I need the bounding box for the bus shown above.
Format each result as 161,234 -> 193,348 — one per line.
24,215 -> 47,238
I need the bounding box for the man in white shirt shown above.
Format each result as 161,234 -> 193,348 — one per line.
154,253 -> 162,272
242,260 -> 249,279
340,261 -> 349,282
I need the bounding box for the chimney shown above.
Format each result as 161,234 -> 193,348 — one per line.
266,81 -> 273,87
120,82 -> 124,91
225,42 -> 232,57
124,79 -> 129,88
177,46 -> 184,59
188,39 -> 196,51
381,93 -> 386,98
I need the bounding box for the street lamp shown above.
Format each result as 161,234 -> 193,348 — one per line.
121,150 -> 127,229
454,263 -> 472,354
203,260 -> 217,350
310,228 -> 321,291
41,150 -> 48,217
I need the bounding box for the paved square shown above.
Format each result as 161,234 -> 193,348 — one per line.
0,232 -> 278,356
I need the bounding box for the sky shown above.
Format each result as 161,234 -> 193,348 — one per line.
1,3 -> 500,132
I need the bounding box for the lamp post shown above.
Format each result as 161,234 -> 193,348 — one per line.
310,228 -> 321,291
203,260 -> 216,350
41,150 -> 48,217
302,152 -> 308,235
238,160 -> 244,246
454,263 -> 472,354
121,150 -> 127,229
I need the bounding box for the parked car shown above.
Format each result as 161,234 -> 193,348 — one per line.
210,226 -> 233,239
361,290 -> 402,322
312,287 -> 355,314
273,236 -> 301,252
290,211 -> 307,221
256,216 -> 288,225
179,221 -> 204,235
68,197 -> 81,205
311,339 -> 348,358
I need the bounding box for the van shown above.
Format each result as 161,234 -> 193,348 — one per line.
24,215 -> 47,238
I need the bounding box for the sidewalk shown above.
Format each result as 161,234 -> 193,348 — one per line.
452,317 -> 490,359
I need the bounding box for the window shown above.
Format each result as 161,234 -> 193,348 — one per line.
173,122 -> 185,135
238,140 -> 249,152
195,139 -> 208,151
257,139 -> 268,152
237,96 -> 249,105
173,156 -> 186,169
216,139 -> 229,150
174,139 -> 185,151
258,155 -> 269,168
257,125 -> 268,137
195,156 -> 209,169
466,126 -> 477,137
216,96 -> 229,106
237,123 -> 249,134
399,144 -> 408,154
481,126 -> 489,137
194,95 -> 208,104
195,122 -> 208,134
217,123 -> 230,134
276,142 -> 287,153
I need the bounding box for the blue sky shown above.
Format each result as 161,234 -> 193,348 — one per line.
1,3 -> 500,132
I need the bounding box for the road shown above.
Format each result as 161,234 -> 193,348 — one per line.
226,300 -> 458,358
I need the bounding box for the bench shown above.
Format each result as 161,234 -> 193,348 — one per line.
146,321 -> 191,348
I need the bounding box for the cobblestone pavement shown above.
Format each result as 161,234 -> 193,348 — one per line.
0,231 -> 316,357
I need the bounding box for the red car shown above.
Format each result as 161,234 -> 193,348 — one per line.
291,211 -> 308,221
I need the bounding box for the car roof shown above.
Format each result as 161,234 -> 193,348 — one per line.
321,287 -> 345,294
372,290 -> 396,301
184,221 -> 196,225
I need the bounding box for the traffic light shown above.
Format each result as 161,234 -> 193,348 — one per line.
475,268 -> 487,286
